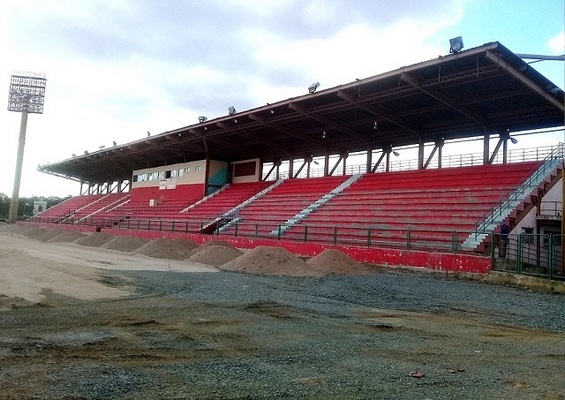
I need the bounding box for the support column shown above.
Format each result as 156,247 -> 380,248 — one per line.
366,144 -> 373,173
288,155 -> 294,179
483,129 -> 490,165
9,111 -> 29,224
417,139 -> 425,169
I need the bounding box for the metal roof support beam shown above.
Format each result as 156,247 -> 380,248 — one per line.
217,121 -> 289,154
288,102 -> 368,142
485,51 -> 565,111
293,159 -> 307,179
401,72 -> 489,126
488,132 -> 507,164
371,151 -> 387,173
188,128 -> 253,157
423,139 -> 444,169
263,163 -> 277,181
483,129 -> 490,164
337,90 -> 422,137
329,154 -> 345,176
248,113 -> 322,147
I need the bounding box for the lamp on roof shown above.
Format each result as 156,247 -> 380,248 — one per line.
228,106 -> 236,115
449,36 -> 464,53
198,116 -> 208,123
308,82 -> 320,94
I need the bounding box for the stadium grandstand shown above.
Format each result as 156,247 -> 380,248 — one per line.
28,41 -> 565,279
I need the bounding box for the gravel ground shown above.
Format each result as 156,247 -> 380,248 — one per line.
1,269 -> 564,399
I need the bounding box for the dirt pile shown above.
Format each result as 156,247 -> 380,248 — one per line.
20,226 -> 48,239
134,238 -> 199,260
47,231 -> 86,243
221,246 -> 322,277
306,249 -> 375,275
188,245 -> 243,267
102,236 -> 149,252
0,224 -> 26,234
36,228 -> 70,242
75,232 -> 115,247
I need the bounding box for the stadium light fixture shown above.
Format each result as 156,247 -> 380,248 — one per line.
510,136 -> 518,145
392,150 -> 400,157
198,116 -> 208,123
6,71 -> 47,224
449,36 -> 464,53
308,82 -> 320,94
228,106 -> 236,115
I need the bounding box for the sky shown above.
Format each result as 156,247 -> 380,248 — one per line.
0,0 -> 563,197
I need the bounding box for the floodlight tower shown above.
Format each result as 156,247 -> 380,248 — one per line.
6,72 -> 47,224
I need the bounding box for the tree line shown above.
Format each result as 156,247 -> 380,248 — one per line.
0,193 -> 68,221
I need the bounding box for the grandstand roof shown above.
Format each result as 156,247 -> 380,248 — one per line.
40,41 -> 564,184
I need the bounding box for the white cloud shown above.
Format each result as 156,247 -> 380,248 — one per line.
548,31 -> 564,54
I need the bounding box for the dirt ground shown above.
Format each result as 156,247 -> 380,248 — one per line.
0,228 -> 564,399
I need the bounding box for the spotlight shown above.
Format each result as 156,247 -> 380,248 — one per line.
449,36 -> 464,53
112,141 -> 117,146
510,136 -> 518,145
198,116 -> 208,123
84,150 -> 89,155
228,106 -> 236,115
373,121 -> 378,130
147,131 -> 151,137
322,131 -> 327,139
234,119 -> 238,124
308,82 -> 320,94
392,151 -> 400,157
72,153 -> 76,157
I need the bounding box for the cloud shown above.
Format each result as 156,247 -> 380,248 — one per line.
548,31 -> 564,54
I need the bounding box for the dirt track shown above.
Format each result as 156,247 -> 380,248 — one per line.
0,231 -> 564,399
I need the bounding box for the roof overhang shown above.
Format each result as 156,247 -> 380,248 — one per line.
40,41 -> 564,184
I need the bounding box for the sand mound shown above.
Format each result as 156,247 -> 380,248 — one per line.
188,239 -> 236,256
188,245 -> 243,267
221,246 -> 322,277
102,235 -> 149,252
36,228 -> 70,242
75,232 -> 115,247
20,226 -> 49,239
134,238 -> 199,260
306,249 -> 375,276
0,224 -> 26,234
47,231 -> 86,243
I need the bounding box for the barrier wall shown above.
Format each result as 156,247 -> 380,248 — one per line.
26,223 -> 492,274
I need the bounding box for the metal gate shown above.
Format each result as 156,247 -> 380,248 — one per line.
492,233 -> 565,280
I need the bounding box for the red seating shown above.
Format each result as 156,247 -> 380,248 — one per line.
281,161 -> 542,249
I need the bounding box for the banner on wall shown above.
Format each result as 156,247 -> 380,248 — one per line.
159,178 -> 177,190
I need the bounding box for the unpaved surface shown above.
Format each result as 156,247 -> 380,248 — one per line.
0,231 -> 564,399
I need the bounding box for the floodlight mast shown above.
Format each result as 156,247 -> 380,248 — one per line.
6,72 -> 47,224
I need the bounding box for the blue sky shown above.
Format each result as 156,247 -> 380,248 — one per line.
0,0 -> 563,197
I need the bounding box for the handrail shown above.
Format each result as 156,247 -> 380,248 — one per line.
474,143 -> 564,234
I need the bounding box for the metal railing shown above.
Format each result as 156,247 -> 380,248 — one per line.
492,233 -> 564,281
27,215 -> 471,254
264,144 -> 565,180
475,144 -> 564,234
